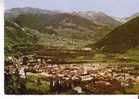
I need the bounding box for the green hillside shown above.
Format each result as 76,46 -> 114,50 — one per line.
5,20 -> 41,55
93,16 -> 139,53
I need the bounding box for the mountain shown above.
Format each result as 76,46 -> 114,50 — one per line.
5,8 -> 121,51
72,11 -> 121,28
112,16 -> 127,23
92,16 -> 139,53
125,13 -> 139,21
5,7 -> 61,19
113,13 -> 139,23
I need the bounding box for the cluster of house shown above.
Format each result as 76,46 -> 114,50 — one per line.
5,55 -> 139,93
25,63 -> 139,90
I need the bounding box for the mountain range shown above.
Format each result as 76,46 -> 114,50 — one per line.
5,7 -> 121,53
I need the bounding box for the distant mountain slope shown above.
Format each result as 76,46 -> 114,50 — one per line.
113,13 -> 139,23
72,11 -> 121,28
112,16 -> 127,23
13,12 -> 104,48
14,13 -> 100,31
92,16 -> 139,53
125,13 -> 139,21
5,7 -> 61,20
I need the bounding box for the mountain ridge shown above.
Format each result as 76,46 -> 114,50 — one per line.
92,16 -> 139,53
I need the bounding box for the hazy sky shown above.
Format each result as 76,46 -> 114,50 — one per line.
5,0 -> 139,17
